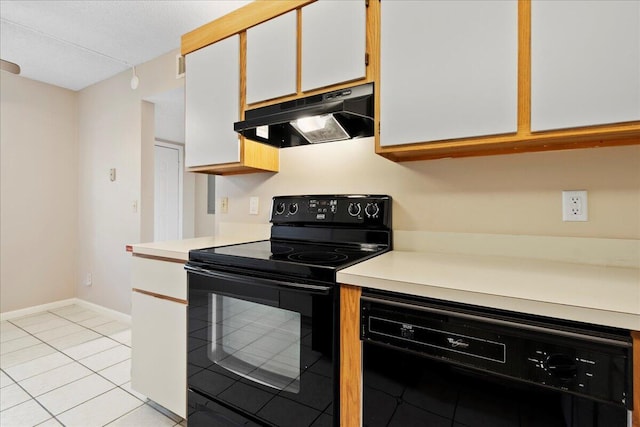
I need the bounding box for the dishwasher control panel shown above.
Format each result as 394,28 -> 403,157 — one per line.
360,292 -> 632,409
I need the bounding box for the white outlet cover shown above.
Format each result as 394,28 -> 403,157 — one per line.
562,190 -> 588,222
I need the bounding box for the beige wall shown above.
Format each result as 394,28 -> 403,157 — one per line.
215,138 -> 640,239
0,72 -> 78,312
194,174 -> 215,237
76,50 -> 184,314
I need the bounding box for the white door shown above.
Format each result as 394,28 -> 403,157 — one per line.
154,143 -> 182,241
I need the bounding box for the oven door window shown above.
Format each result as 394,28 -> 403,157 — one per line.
210,294 -> 301,393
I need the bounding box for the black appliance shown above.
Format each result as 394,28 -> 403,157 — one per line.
233,83 -> 374,147
186,195 -> 392,427
361,290 -> 633,427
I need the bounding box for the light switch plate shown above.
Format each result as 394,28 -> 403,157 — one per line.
249,196 -> 259,215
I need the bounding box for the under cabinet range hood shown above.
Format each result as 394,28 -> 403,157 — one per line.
234,83 -> 374,148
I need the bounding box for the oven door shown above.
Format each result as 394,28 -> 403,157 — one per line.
186,264 -> 339,427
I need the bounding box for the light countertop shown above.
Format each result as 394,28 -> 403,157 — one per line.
338,250 -> 640,330
132,230 -> 640,330
131,235 -> 265,261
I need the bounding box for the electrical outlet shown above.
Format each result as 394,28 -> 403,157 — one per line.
220,197 -> 229,214
562,190 -> 588,222
84,273 -> 92,286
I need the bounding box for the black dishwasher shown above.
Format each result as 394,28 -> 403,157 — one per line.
360,290 -> 632,427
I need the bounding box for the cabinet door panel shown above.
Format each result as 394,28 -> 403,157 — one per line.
247,11 -> 297,104
531,1 -> 640,131
380,1 -> 518,147
131,292 -> 186,417
301,0 -> 366,92
185,36 -> 240,167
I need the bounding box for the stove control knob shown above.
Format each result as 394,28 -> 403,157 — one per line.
348,202 -> 361,217
288,203 -> 298,215
365,202 -> 380,218
275,202 -> 286,215
544,354 -> 577,381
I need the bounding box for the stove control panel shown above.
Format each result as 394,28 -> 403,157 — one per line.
271,195 -> 391,228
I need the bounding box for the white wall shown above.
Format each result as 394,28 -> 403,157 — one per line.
76,50 -> 184,314
194,174 -> 215,237
215,138 -> 640,239
0,72 -> 78,313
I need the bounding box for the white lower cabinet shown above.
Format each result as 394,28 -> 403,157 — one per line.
131,257 -> 187,418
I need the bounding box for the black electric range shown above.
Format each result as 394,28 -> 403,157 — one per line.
188,194 -> 392,285
185,195 -> 391,427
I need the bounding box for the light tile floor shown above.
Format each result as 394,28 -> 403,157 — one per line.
1,304 -> 186,427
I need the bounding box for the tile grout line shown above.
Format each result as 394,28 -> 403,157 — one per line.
4,305 -> 181,425
1,305 -> 143,426
0,367 -> 59,424
2,307 -> 129,366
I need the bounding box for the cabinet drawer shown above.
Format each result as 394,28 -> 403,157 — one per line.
131,256 -> 186,301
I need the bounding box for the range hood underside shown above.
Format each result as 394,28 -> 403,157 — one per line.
234,83 -> 374,148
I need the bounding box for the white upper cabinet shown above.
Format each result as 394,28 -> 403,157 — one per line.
185,35 -> 240,167
531,1 -> 640,131
379,0 -> 518,147
301,0 -> 367,92
246,11 -> 297,104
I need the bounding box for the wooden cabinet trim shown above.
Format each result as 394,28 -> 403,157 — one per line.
182,0 -> 315,56
517,0 -> 531,134
132,288 -> 187,305
633,331 -> 639,427
186,139 -> 279,175
377,125 -> 640,161
340,285 -> 362,427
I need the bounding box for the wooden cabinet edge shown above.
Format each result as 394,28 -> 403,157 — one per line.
182,0 -> 315,56
132,288 -> 187,305
633,331 -> 639,427
340,285 -> 362,427
186,139 -> 279,175
241,139 -> 279,172
376,126 -> 640,162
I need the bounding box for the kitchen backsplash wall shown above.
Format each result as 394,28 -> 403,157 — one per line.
215,138 -> 640,240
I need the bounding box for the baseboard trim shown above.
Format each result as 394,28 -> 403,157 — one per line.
1,298 -> 131,324
0,299 -> 77,321
74,299 -> 131,324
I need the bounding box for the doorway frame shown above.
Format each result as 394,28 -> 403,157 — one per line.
154,139 -> 184,240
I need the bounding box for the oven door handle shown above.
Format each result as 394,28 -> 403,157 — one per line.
185,264 -> 332,294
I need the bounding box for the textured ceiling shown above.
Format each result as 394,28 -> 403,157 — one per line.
0,0 -> 250,91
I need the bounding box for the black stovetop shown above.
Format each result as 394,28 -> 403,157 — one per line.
188,195 -> 392,285
189,238 -> 388,284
